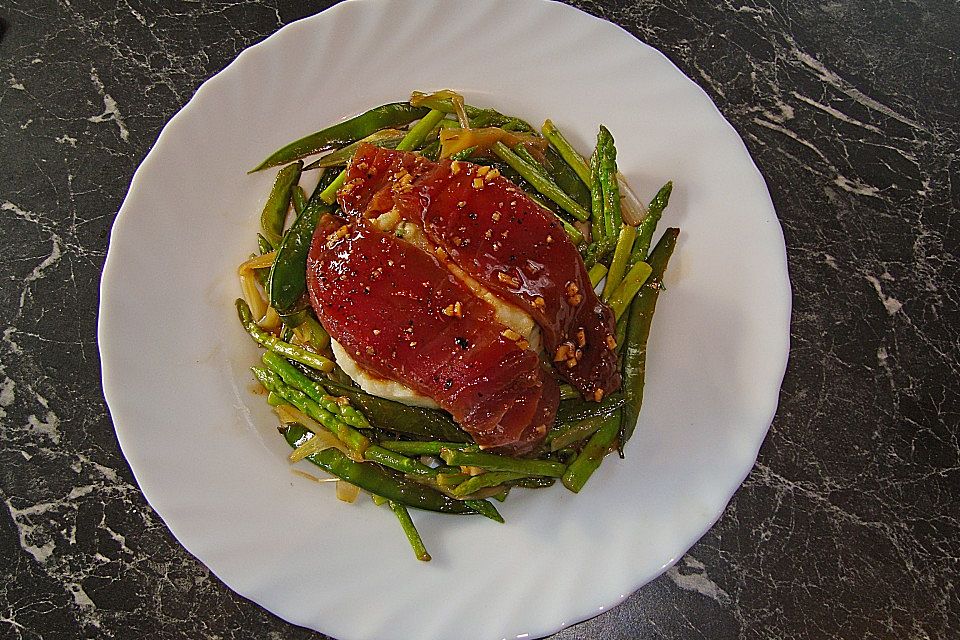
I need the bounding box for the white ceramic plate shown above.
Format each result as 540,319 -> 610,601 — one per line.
99,1 -> 790,638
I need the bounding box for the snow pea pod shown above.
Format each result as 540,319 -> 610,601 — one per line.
260,161 -> 302,246
282,424 -> 477,515
619,228 -> 679,450
267,196 -> 331,314
249,102 -> 430,172
544,147 -> 591,210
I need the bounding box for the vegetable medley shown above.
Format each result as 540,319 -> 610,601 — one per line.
237,90 -> 679,561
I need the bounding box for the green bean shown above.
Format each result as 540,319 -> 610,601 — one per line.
292,185 -> 307,215
267,194 -> 331,313
598,126 -> 622,236
389,501 -> 431,561
379,441 -> 475,456
282,424 -> 476,514
259,162 -> 302,246
514,145 -> 550,176
629,181 -> 673,266
510,476 -> 557,489
464,499 -> 504,523
396,109 -> 446,152
608,261 -> 653,321
266,391 -> 285,407
615,314 -> 628,356
250,102 -> 429,172
440,448 -> 567,478
236,299 -> 333,372
555,392 -> 624,425
547,414 -> 609,451
491,142 -> 590,221
261,353 -> 368,428
255,367 -> 368,454
602,225 -> 638,300
588,263 -> 608,289
562,411 -> 621,493
620,228 -> 679,449
452,471 -> 528,497
545,147 -> 591,209
302,130 -> 405,170
542,119 -> 591,186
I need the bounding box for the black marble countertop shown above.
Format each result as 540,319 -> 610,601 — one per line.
2,1 -> 957,638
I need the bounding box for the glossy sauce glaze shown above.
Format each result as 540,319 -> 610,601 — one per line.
306,213 -> 558,453
339,144 -> 621,401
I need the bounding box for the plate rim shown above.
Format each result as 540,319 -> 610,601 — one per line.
99,1 -> 792,638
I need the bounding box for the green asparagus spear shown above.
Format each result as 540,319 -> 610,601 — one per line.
254,367 -> 369,454
440,448 -> 566,477
236,299 -> 333,372
602,224 -> 638,300
379,440 -> 476,456
396,109 -> 446,151
261,352 -> 368,428
389,501 -> 431,561
250,102 -> 429,172
629,181 -> 673,266
318,171 -> 347,204
597,126 -> 622,236
511,146 -> 590,210
282,424 -> 476,514
364,445 -> 437,477
619,228 -> 679,449
259,162 -> 302,246
588,264 -> 608,288
607,261 -> 653,321
452,471 -> 528,497
315,377 -> 470,443
491,142 -> 590,221
581,232 -> 618,269
589,144 -> 604,241
561,411 -> 621,493
542,119 -> 591,186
